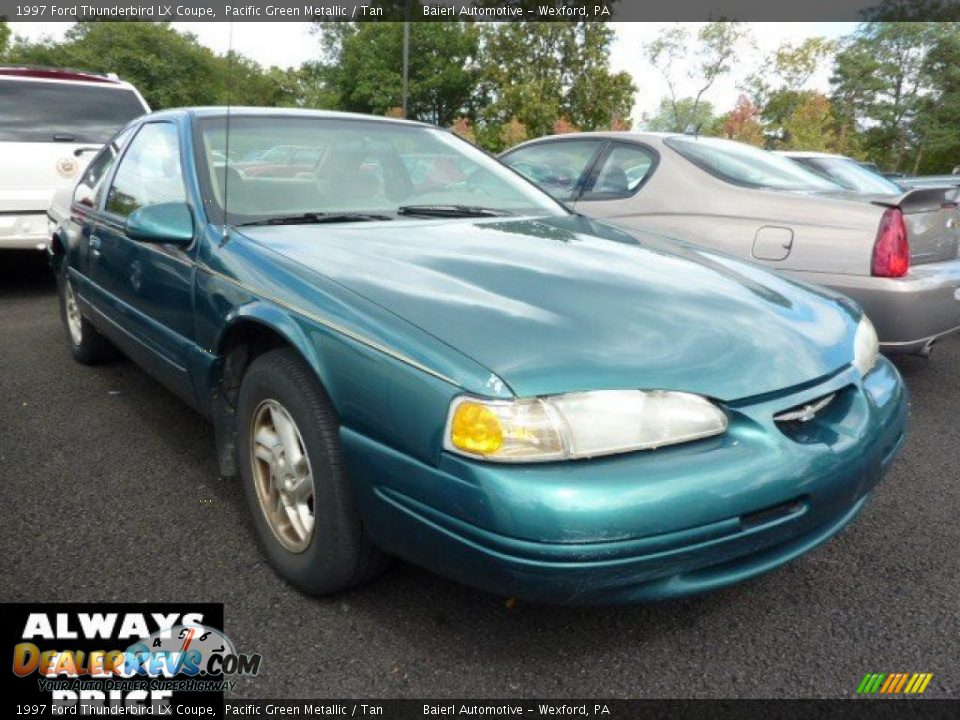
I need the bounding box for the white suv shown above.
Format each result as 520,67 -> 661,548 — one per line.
0,67 -> 149,251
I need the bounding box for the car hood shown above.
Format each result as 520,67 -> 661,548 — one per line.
239,215 -> 857,402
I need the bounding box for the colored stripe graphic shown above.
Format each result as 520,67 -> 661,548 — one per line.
893,673 -> 909,693
857,673 -> 885,694
857,672 -> 932,694
879,674 -> 898,693
891,673 -> 904,693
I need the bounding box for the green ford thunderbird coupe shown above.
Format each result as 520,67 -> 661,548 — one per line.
49,108 -> 908,604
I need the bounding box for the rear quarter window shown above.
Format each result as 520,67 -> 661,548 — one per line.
0,78 -> 147,143
665,136 -> 837,192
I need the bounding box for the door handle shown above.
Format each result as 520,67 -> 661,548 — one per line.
89,235 -> 101,258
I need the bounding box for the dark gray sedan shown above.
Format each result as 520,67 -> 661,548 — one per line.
503,132 -> 960,356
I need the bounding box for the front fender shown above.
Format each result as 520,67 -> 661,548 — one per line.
197,279 -> 465,467
216,300 -> 330,396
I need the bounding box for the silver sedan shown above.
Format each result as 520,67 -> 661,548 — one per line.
502,132 -> 960,356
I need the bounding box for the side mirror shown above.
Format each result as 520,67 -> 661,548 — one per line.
125,203 -> 194,246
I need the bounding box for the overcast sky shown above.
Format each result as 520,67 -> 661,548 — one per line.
9,21 -> 858,121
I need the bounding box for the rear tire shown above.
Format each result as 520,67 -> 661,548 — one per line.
58,267 -> 118,365
236,348 -> 389,595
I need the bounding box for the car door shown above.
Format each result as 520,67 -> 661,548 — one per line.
501,139 -> 607,203
68,125 -> 136,278
88,121 -> 198,396
571,141 -> 658,217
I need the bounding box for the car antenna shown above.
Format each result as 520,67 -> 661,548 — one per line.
221,21 -> 235,245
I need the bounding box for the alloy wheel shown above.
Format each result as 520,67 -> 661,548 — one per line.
64,279 -> 83,346
250,399 -> 316,553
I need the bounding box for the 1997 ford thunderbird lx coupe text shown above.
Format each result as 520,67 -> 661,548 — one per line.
50,109 -> 907,604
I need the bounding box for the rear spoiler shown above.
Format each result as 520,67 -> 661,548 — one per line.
871,186 -> 960,214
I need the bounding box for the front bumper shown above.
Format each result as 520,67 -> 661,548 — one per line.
343,360 -> 907,604
788,260 -> 960,354
0,212 -> 51,251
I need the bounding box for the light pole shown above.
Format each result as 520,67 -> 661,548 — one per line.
402,15 -> 410,119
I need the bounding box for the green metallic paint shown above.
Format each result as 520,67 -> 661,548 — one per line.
125,202 -> 195,246
57,108 -> 909,604
239,214 -> 862,402
343,359 -> 906,604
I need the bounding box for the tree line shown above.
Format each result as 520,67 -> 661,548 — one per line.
1,19 -> 957,172
0,20 -> 634,154
643,21 -> 960,174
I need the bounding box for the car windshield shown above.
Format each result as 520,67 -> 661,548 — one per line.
799,157 -> 904,195
197,115 -> 566,225
665,136 -> 839,191
0,79 -> 146,143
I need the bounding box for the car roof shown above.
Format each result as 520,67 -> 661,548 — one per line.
776,150 -> 847,159
505,130 -> 732,153
144,106 -> 434,128
518,130 -> 680,142
0,65 -> 132,87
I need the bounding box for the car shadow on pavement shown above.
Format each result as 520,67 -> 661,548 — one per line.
0,250 -> 55,297
889,352 -> 935,381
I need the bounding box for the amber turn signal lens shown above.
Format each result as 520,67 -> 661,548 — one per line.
450,401 -> 504,455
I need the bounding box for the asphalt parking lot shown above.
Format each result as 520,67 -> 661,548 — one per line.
1,250 -> 958,699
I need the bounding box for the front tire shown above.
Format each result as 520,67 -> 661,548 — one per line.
58,267 -> 118,365
236,348 -> 389,595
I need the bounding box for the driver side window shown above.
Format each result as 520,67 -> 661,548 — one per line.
106,123 -> 186,219
73,126 -> 135,208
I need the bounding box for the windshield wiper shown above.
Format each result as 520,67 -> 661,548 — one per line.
237,212 -> 393,227
396,204 -> 512,218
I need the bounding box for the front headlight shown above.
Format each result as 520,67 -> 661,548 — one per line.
853,315 -> 879,377
444,390 -> 728,463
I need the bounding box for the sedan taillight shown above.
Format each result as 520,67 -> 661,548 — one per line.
872,207 -> 909,278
